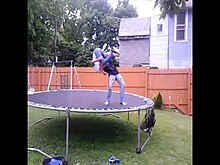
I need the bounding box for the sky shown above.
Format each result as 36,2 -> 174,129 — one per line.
108,0 -> 161,18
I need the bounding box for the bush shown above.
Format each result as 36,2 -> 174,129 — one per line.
152,92 -> 163,109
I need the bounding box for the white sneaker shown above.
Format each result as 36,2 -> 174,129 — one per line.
120,102 -> 127,106
104,101 -> 110,105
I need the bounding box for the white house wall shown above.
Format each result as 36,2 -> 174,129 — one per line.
150,15 -> 169,69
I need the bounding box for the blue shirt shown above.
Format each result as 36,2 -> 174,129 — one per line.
103,56 -> 119,76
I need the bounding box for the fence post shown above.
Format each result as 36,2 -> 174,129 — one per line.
187,68 -> 192,115
38,69 -> 41,91
145,68 -> 148,97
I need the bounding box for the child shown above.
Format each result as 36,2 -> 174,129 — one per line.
91,47 -> 114,75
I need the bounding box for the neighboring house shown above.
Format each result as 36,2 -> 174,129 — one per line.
150,0 -> 193,69
169,0 -> 193,69
149,15 -> 169,68
118,0 -> 193,69
118,17 -> 151,66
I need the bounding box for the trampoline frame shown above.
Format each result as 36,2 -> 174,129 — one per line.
28,89 -> 155,163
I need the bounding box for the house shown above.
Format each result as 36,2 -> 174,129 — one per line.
149,15 -> 169,68
169,0 -> 193,68
150,0 -> 193,69
118,17 -> 151,66
118,0 -> 193,69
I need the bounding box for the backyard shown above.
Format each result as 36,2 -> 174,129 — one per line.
28,107 -> 192,165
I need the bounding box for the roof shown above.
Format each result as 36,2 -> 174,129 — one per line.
118,17 -> 151,37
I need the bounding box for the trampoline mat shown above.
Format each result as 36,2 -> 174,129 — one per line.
28,89 -> 153,112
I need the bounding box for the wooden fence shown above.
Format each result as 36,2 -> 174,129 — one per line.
28,67 -> 192,116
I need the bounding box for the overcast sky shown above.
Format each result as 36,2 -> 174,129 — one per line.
108,0 -> 161,18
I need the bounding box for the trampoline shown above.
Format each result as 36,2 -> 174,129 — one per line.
28,89 -> 153,113
28,89 -> 155,163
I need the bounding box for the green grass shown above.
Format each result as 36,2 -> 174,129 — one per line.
28,107 -> 192,165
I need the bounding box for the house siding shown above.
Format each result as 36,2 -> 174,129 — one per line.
149,15 -> 169,69
119,38 -> 150,66
118,6 -> 192,68
168,8 -> 193,68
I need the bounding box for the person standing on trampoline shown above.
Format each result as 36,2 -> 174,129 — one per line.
91,47 -> 126,105
95,47 -> 127,106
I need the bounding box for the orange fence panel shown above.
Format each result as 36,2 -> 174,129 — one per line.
28,66 -> 192,115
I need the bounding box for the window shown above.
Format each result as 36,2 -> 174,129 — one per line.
174,10 -> 188,42
157,24 -> 163,32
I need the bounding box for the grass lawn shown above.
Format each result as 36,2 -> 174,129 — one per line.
28,107 -> 192,165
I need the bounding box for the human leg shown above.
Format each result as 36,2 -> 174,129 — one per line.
115,74 -> 126,104
100,51 -> 113,66
93,48 -> 103,58
92,51 -> 100,71
106,75 -> 116,104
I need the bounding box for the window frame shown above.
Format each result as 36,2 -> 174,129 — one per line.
174,9 -> 188,42
157,23 -> 163,33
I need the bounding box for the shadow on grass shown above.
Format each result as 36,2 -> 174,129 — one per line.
29,113 -> 137,146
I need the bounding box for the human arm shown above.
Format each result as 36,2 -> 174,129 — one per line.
99,65 -> 107,75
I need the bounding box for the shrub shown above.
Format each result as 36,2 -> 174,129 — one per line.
152,92 -> 163,109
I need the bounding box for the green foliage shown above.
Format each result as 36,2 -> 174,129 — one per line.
152,92 -> 163,109
28,0 -> 67,62
113,0 -> 138,18
28,0 -> 185,65
154,0 -> 188,20
28,0 -> 139,65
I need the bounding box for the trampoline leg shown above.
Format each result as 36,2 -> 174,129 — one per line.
65,108 -> 70,163
140,130 -> 152,151
136,110 -> 141,154
137,107 -> 155,153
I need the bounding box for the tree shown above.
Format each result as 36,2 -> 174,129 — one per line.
154,0 -> 189,19
77,0 -> 120,50
28,0 -> 67,63
113,0 -> 138,18
28,0 -> 186,66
